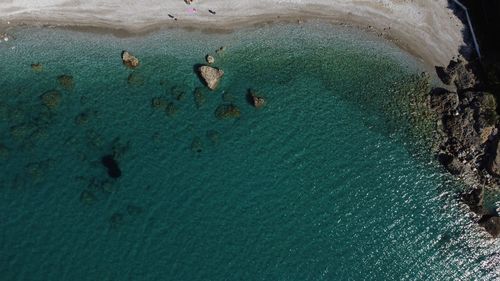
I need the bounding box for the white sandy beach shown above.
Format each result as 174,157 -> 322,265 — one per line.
0,0 -> 465,66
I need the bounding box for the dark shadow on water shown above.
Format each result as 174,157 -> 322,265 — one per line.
446,0 -> 500,93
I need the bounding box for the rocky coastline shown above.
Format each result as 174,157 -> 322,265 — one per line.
430,56 -> 500,237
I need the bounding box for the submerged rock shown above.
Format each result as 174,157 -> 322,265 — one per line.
247,89 -> 266,108
101,154 -> 121,179
31,63 -> 43,72
126,204 -> 144,216
222,91 -> 235,103
110,212 -> 125,228
215,46 -> 226,54
198,66 -> 224,90
152,97 -> 168,110
166,102 -> 179,117
0,144 -> 9,159
215,104 -> 241,119
170,86 -> 186,101
193,87 -> 206,108
206,130 -> 220,145
191,136 -> 203,153
80,190 -> 97,205
57,74 -> 74,90
40,90 -> 62,109
74,110 -> 97,125
121,51 -> 140,68
127,72 -> 144,86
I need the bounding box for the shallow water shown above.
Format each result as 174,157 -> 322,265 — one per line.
0,23 -> 499,280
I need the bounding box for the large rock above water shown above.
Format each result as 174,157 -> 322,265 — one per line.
121,51 -> 140,68
198,66 -> 224,90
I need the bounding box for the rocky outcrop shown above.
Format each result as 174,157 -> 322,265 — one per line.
198,66 -> 224,90
432,57 -> 500,238
121,51 -> 140,68
436,58 -> 476,90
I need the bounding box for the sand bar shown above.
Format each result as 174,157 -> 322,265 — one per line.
0,0 -> 465,66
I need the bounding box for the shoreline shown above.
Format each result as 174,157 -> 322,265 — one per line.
0,0 -> 466,68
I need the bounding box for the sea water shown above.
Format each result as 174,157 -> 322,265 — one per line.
0,22 -> 499,280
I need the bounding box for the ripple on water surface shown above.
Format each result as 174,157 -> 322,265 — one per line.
0,22 -> 499,280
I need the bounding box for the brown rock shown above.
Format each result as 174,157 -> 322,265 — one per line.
121,51 -> 140,68
247,89 -> 266,108
198,66 -> 224,90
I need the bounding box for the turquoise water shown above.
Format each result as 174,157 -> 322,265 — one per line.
0,23 -> 499,280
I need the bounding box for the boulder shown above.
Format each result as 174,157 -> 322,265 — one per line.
121,51 -> 140,68
478,215 -> 500,238
40,90 -> 62,109
247,89 -> 266,108
206,55 -> 215,64
198,66 -> 224,90
215,104 -> 241,119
